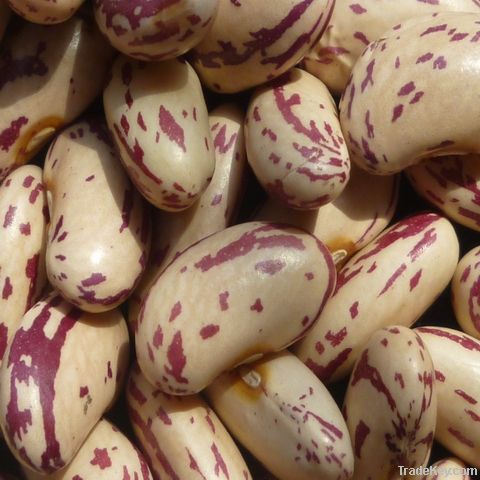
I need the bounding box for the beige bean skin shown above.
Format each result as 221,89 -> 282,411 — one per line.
128,103 -> 247,331
245,68 -> 350,210
104,56 -> 214,211
136,222 -> 336,395
191,0 -> 335,93
419,457 -> 473,479
344,326 -> 436,480
206,350 -> 354,480
339,12 -> 480,175
452,246 -> 480,339
93,0 -> 218,61
0,294 -> 130,474
255,164 -> 398,263
304,0 -> 480,96
0,17 -> 114,181
127,364 -> 252,480
6,0 -> 84,24
0,166 -> 47,367
44,120 -> 150,313
22,419 -> 153,480
294,213 -> 459,384
407,155 -> 480,232
415,327 -> 480,468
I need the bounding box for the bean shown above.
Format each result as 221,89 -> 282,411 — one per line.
6,0 -> 84,24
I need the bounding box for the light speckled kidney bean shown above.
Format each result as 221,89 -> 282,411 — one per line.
206,350 -> 353,480
245,68 -> 350,210
6,0 -> 84,24
420,457 -> 473,479
0,16 -> 114,181
407,155 -> 480,232
136,222 -> 336,394
104,56 -> 214,211
304,0 -> 480,95
44,120 -> 150,313
94,0 -> 218,61
255,164 -> 398,263
294,212 -> 459,383
22,418 -> 152,480
191,0 -> 335,93
0,294 -> 129,474
339,12 -> 480,175
127,363 -> 252,480
415,327 -> 480,468
0,166 -> 47,366
452,246 -> 480,339
128,103 -> 246,331
344,326 -> 436,480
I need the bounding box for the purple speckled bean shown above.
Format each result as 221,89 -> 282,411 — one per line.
0,293 -> 129,474
104,56 -> 215,211
344,326 -> 436,479
415,326 -> 480,468
0,165 -> 47,368
127,363 -> 252,480
128,103 -> 247,332
0,16 -> 114,182
304,0 -> 480,95
6,0 -> 84,25
191,0 -> 335,93
245,68 -> 350,210
94,0 -> 219,61
136,222 -> 336,395
206,350 -> 354,480
452,246 -> 480,339
44,119 -> 151,313
407,154 -> 480,232
339,12 -> 480,175
22,418 -> 153,480
294,212 -> 459,383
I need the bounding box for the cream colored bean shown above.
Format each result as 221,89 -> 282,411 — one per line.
255,164 -> 398,263
415,327 -> 480,468
191,0 -> 335,93
294,213 -> 459,383
6,0 -> 84,24
206,350 -> 353,480
419,458 -> 473,479
44,120 -> 150,313
22,418 -> 152,480
0,294 -> 129,474
339,12 -> 480,175
104,56 -> 214,211
407,155 -> 480,232
0,166 -> 46,366
344,326 -> 436,480
452,246 -> 480,339
245,68 -> 350,210
304,0 -> 480,95
127,363 -> 252,479
0,17 -> 113,181
136,222 -> 336,394
128,103 -> 246,331
94,0 -> 218,61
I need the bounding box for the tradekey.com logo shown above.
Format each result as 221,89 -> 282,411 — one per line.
398,465 -> 478,477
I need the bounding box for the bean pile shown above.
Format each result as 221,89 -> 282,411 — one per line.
1,1 -> 480,479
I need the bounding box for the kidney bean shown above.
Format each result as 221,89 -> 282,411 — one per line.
294,212 -> 459,383
136,222 -> 336,395
127,363 -> 252,479
339,12 -> 480,175
191,0 -> 335,93
206,350 -> 354,480
6,0 -> 84,24
44,119 -> 150,313
0,16 -> 114,181
344,326 -> 436,479
0,293 -> 129,474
